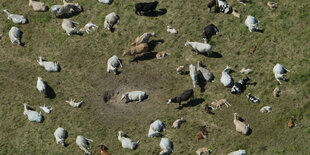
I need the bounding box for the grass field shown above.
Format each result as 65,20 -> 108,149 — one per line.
0,0 -> 310,154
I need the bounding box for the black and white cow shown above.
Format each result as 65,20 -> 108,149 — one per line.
231,77 -> 252,94
246,93 -> 260,103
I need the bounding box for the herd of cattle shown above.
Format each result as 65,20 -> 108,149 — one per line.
2,0 -> 295,154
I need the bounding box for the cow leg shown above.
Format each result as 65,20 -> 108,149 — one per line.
178,102 -> 183,109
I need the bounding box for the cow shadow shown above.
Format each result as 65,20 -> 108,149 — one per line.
198,74 -> 207,93
58,65 -> 62,72
132,52 -> 157,62
255,29 -> 264,33
143,8 -> 167,17
57,11 -> 82,19
148,39 -> 164,51
201,51 -> 222,58
45,82 -> 56,99
182,98 -> 205,107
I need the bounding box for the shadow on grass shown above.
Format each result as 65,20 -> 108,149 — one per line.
132,52 -> 157,62
255,29 -> 264,33
143,8 -> 167,17
182,98 -> 205,108
200,51 -> 223,58
149,39 -> 165,51
45,82 -> 56,99
198,74 -> 206,93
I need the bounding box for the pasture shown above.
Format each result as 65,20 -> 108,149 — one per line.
0,0 -> 310,154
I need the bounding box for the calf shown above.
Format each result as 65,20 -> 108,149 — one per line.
135,1 -> 158,15
196,126 -> 208,143
288,116 -> 296,128
176,66 -> 185,75
231,77 -> 252,94
167,89 -> 194,108
249,46 -> 257,54
207,0 -> 216,13
80,22 -> 97,34
267,1 -> 277,9
99,144 -> 111,155
205,104 -> 215,114
273,87 -> 281,97
172,118 -> 185,129
196,147 -> 211,155
202,24 -> 219,43
211,99 -> 230,110
156,51 -> 168,59
246,93 -> 260,103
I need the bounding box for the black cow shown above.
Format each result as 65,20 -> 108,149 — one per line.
167,89 -> 194,108
135,1 -> 159,15
207,0 -> 216,12
202,24 -> 219,43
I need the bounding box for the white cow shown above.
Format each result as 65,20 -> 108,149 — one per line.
121,91 -> 147,103
98,0 -> 113,4
40,104 -> 52,114
220,66 -> 233,87
9,26 -> 23,45
76,136 -> 93,154
185,40 -> 212,56
54,127 -> 68,146
148,120 -> 166,137
189,64 -> 197,88
37,56 -> 60,72
273,63 -> 290,84
29,0 -> 48,12
245,15 -> 259,32
23,104 -> 44,123
160,138 -> 173,155
260,106 -> 272,113
62,19 -> 80,36
167,26 -> 178,34
118,131 -> 139,150
37,77 -> 47,96
3,9 -> 27,24
104,12 -> 120,31
197,61 -> 214,82
228,150 -> 246,155
51,1 -> 82,17
107,55 -> 122,74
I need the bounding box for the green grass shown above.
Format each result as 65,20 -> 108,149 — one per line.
0,0 -> 310,154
